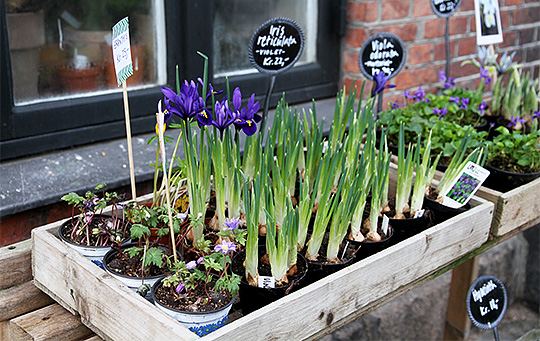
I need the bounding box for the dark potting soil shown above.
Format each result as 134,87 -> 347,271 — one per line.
106,245 -> 170,278
305,233 -> 357,265
61,216 -> 130,247
154,281 -> 233,312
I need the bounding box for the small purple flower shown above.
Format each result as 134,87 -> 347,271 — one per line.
371,71 -> 396,97
414,87 -> 426,102
223,217 -> 240,231
197,257 -> 204,264
186,260 -> 197,270
508,116 -> 526,128
478,101 -> 487,116
390,101 -> 403,110
232,88 -> 261,136
210,98 -> 235,134
214,240 -> 237,255
434,107 -> 448,120
449,96 -> 460,105
489,122 -> 496,128
403,90 -> 413,99
175,282 -> 185,293
444,77 -> 456,90
439,71 -> 446,83
161,81 -> 206,122
532,111 -> 539,121
460,97 -> 470,110
480,68 -> 492,86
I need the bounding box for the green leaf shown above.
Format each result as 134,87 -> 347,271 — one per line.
130,224 -> 150,240
144,247 -> 164,268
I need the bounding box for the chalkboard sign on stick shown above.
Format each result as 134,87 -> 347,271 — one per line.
431,0 -> 462,18
248,17 -> 304,75
359,32 -> 405,81
466,275 -> 508,330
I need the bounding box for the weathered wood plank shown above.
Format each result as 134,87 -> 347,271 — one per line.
32,221 -> 198,341
0,321 -> 9,341
9,303 -> 93,341
0,240 -> 32,290
204,197 -> 492,340
0,281 -> 55,321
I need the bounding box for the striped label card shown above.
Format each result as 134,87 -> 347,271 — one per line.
112,17 -> 133,86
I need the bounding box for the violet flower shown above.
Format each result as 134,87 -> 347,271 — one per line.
533,111 -> 539,121
414,87 -> 426,102
439,71 -> 455,89
223,217 -> 240,231
403,90 -> 413,99
209,98 -> 235,135
214,240 -> 236,255
161,81 -> 206,122
434,107 -> 448,120
186,260 -> 197,270
390,101 -> 403,110
232,88 -> 261,136
480,68 -> 492,86
460,97 -> 470,110
371,71 -> 396,97
449,96 -> 461,105
197,257 -> 204,264
478,101 -> 487,116
508,116 -> 526,128
175,282 -> 185,293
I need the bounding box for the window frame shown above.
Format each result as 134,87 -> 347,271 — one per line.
1,0 -> 343,161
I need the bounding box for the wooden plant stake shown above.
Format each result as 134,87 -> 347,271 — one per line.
122,81 -> 137,203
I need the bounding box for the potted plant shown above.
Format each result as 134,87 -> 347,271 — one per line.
59,183 -> 130,268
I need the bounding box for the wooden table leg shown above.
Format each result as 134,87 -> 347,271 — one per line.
444,256 -> 479,340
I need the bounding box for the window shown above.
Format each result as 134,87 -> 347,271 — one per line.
1,0 -> 343,160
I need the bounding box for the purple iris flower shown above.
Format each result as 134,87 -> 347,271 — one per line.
214,240 -> 236,255
532,110 -> 539,121
508,116 -> 526,128
161,81 -> 206,122
460,97 -> 470,110
414,87 -> 426,102
449,96 -> 461,105
371,71 -> 396,97
209,98 -> 235,135
478,101 -> 487,116
232,88 -> 261,136
223,217 -> 241,231
175,282 -> 185,293
480,68 -> 492,86
434,107 -> 448,120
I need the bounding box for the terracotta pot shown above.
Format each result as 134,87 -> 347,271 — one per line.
58,64 -> 102,92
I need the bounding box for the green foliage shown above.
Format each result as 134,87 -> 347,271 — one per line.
486,127 -> 540,173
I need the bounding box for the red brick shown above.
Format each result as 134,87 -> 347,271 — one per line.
348,1 -> 379,22
450,60 -> 478,78
457,36 -> 478,56
382,1 -> 409,20
520,27 -> 536,44
434,40 -> 457,61
343,50 -> 360,73
449,17 -> 468,35
500,10 -> 511,28
504,0 -> 522,6
525,46 -> 539,64
377,23 -> 418,41
408,43 -> 434,65
425,19 -> 446,39
500,31 -> 518,48
460,1 -> 474,11
342,76 -> 367,99
394,64 -> 439,90
412,0 -> 433,17
513,7 -> 539,24
345,28 -> 370,48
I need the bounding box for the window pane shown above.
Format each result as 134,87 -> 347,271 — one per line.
6,0 -> 166,105
213,0 -> 317,78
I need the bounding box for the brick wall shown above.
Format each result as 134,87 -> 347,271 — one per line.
343,0 -> 540,110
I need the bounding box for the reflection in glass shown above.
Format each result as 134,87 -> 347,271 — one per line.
6,0 -> 164,105
213,0 -> 317,77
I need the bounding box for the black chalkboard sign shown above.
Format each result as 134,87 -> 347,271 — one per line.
431,0 -> 462,17
466,275 -> 508,330
359,32 -> 405,81
248,17 -> 304,75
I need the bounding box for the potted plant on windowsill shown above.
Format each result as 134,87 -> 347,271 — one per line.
59,183 -> 130,268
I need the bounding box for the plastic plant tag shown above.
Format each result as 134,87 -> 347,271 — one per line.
443,161 -> 490,209
258,276 -> 275,289
381,214 -> 389,235
112,17 -> 133,87
413,209 -> 425,219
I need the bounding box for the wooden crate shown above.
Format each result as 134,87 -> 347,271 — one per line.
32,192 -> 493,340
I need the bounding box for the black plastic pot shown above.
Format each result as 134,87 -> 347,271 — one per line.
348,226 -> 394,262
303,239 -> 357,286
482,164 -> 540,193
387,208 -> 434,245
231,246 -> 308,315
424,196 -> 470,225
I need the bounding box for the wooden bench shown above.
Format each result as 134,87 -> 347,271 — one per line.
0,240 -> 99,341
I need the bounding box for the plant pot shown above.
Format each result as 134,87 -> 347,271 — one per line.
103,242 -> 171,300
483,164 -> 540,193
424,195 -> 470,225
58,64 -> 102,92
352,226 -> 394,262
303,238 -> 357,285
151,278 -> 235,337
231,246 -> 308,315
387,208 -> 434,245
58,214 -> 130,269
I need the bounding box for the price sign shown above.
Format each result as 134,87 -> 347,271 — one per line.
249,17 -> 304,75
112,17 -> 133,87
467,275 -> 508,330
431,0 -> 462,17
359,32 -> 405,81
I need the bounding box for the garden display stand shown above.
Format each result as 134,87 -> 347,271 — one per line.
32,189 -> 494,340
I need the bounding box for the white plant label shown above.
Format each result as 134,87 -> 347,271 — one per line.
112,17 -> 133,86
443,161 -> 490,209
381,214 -> 389,235
413,209 -> 425,219
258,276 -> 275,289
